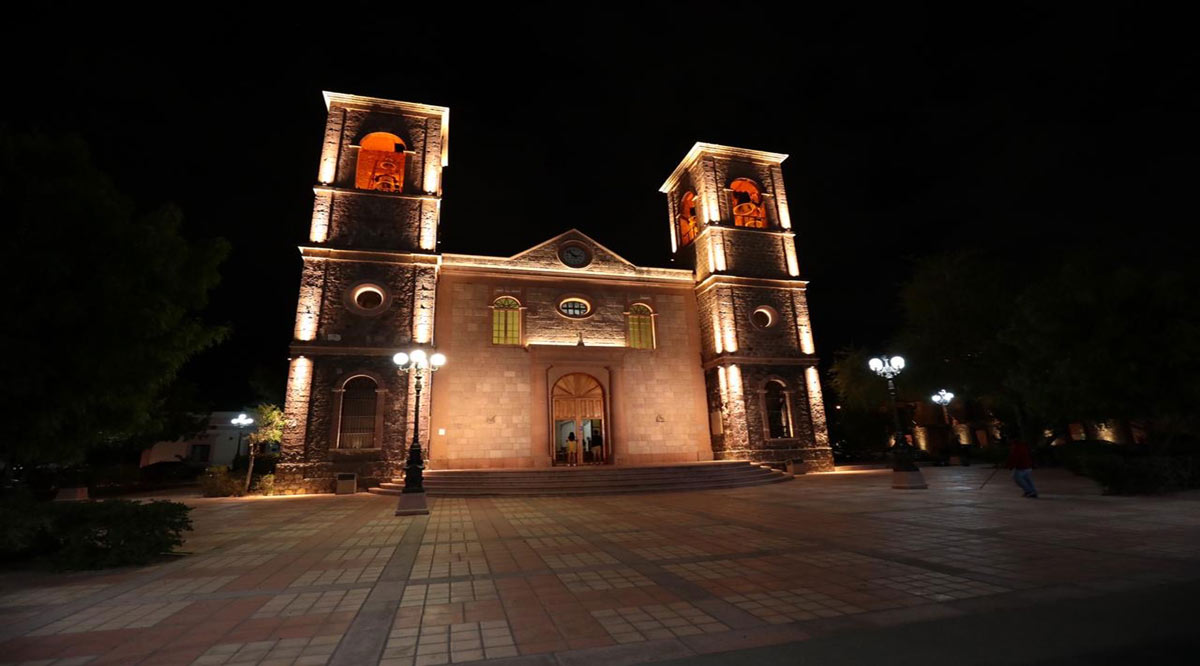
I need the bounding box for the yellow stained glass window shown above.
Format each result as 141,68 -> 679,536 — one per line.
492,296 -> 522,345
627,303 -> 655,349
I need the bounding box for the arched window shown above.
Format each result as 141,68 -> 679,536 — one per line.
492,296 -> 522,345
627,303 -> 655,349
338,376 -> 378,448
730,178 -> 767,228
355,132 -> 407,192
678,191 -> 699,246
764,380 -> 794,439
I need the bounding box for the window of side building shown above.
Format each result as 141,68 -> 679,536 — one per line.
492,296 -> 523,345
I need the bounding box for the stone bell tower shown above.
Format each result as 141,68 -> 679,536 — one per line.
661,143 -> 832,471
277,92 -> 450,494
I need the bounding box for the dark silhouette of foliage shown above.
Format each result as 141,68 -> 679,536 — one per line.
0,130 -> 228,466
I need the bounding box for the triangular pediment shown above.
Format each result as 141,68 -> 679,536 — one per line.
507,229 -> 639,274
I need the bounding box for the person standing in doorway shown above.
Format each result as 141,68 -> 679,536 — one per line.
1006,437 -> 1038,498
591,430 -> 604,464
567,431 -> 578,467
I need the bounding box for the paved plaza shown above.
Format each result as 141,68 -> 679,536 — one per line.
2,466 -> 1199,665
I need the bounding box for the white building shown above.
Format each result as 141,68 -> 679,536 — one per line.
139,411 -> 259,468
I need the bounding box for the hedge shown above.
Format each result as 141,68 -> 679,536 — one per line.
0,497 -> 192,569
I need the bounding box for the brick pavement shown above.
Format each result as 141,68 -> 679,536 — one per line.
1,466 -> 1198,665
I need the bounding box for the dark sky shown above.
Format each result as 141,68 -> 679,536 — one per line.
5,7 -> 1192,409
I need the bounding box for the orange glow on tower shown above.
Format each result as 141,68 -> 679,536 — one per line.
355,132 -> 407,192
730,179 -> 767,228
678,191 -> 699,246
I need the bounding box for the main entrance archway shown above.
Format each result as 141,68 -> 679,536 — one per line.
551,373 -> 609,465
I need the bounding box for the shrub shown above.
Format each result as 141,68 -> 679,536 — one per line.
230,452 -> 278,475
254,473 -> 276,496
0,498 -> 192,569
199,466 -> 243,497
140,460 -> 203,484
1055,440 -> 1200,494
50,500 -> 193,569
0,494 -> 55,562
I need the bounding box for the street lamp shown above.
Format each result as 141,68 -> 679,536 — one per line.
931,389 -> 954,420
868,355 -> 926,489
392,349 -> 446,515
931,389 -> 955,466
231,412 -> 254,464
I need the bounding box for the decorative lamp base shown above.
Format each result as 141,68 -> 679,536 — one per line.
892,469 -> 928,490
395,492 -> 430,516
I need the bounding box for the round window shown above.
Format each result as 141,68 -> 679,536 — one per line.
752,305 -> 778,329
349,284 -> 388,314
558,298 -> 591,318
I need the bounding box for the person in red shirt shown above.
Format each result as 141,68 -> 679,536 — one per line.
1006,438 -> 1038,498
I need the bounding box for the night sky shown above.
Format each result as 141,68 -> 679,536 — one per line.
6,8 -> 1190,409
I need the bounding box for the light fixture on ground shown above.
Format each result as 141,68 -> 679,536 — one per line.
231,412 -> 254,461
868,355 -> 926,489
392,349 -> 446,515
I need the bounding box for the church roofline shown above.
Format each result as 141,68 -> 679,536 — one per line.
323,91 -> 451,167
659,142 -> 788,193
442,229 -> 693,283
507,229 -> 637,266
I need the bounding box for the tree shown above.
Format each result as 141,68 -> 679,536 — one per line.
244,403 -> 283,493
0,130 -> 228,467
875,240 -> 1200,446
1006,256 -> 1200,446
828,348 -> 919,454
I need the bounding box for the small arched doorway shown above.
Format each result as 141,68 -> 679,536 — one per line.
551,373 -> 608,465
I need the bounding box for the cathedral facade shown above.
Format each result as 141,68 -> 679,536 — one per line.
276,92 -> 832,494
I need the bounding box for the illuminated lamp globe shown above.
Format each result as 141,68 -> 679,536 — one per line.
430,353 -> 447,368
392,352 -> 409,367
410,349 -> 427,365
868,357 -> 884,372
890,356 -> 906,370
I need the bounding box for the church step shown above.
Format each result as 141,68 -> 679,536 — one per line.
366,461 -> 792,496
405,463 -> 775,478
417,462 -> 773,480
382,467 -> 780,488
422,460 -> 755,476
366,470 -> 792,496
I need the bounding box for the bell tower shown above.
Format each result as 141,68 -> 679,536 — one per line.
661,143 -> 832,471
278,92 -> 450,494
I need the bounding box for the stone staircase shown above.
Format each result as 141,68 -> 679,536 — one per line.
367,460 -> 792,497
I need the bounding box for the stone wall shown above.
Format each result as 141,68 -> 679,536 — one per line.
428,257 -> 710,468
326,193 -> 424,251
311,260 -> 419,348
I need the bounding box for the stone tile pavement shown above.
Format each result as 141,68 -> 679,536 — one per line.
1,466 -> 1198,665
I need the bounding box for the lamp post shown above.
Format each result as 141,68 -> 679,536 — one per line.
392,349 -> 446,515
868,355 -> 926,489
230,413 -> 253,466
931,389 -> 955,466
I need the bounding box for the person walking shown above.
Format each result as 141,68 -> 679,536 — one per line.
1006,437 -> 1038,498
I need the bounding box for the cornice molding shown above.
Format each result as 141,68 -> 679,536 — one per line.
695,274 -> 808,294
323,91 -> 450,167
298,246 -> 441,266
661,142 -> 789,193
701,355 -> 819,370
